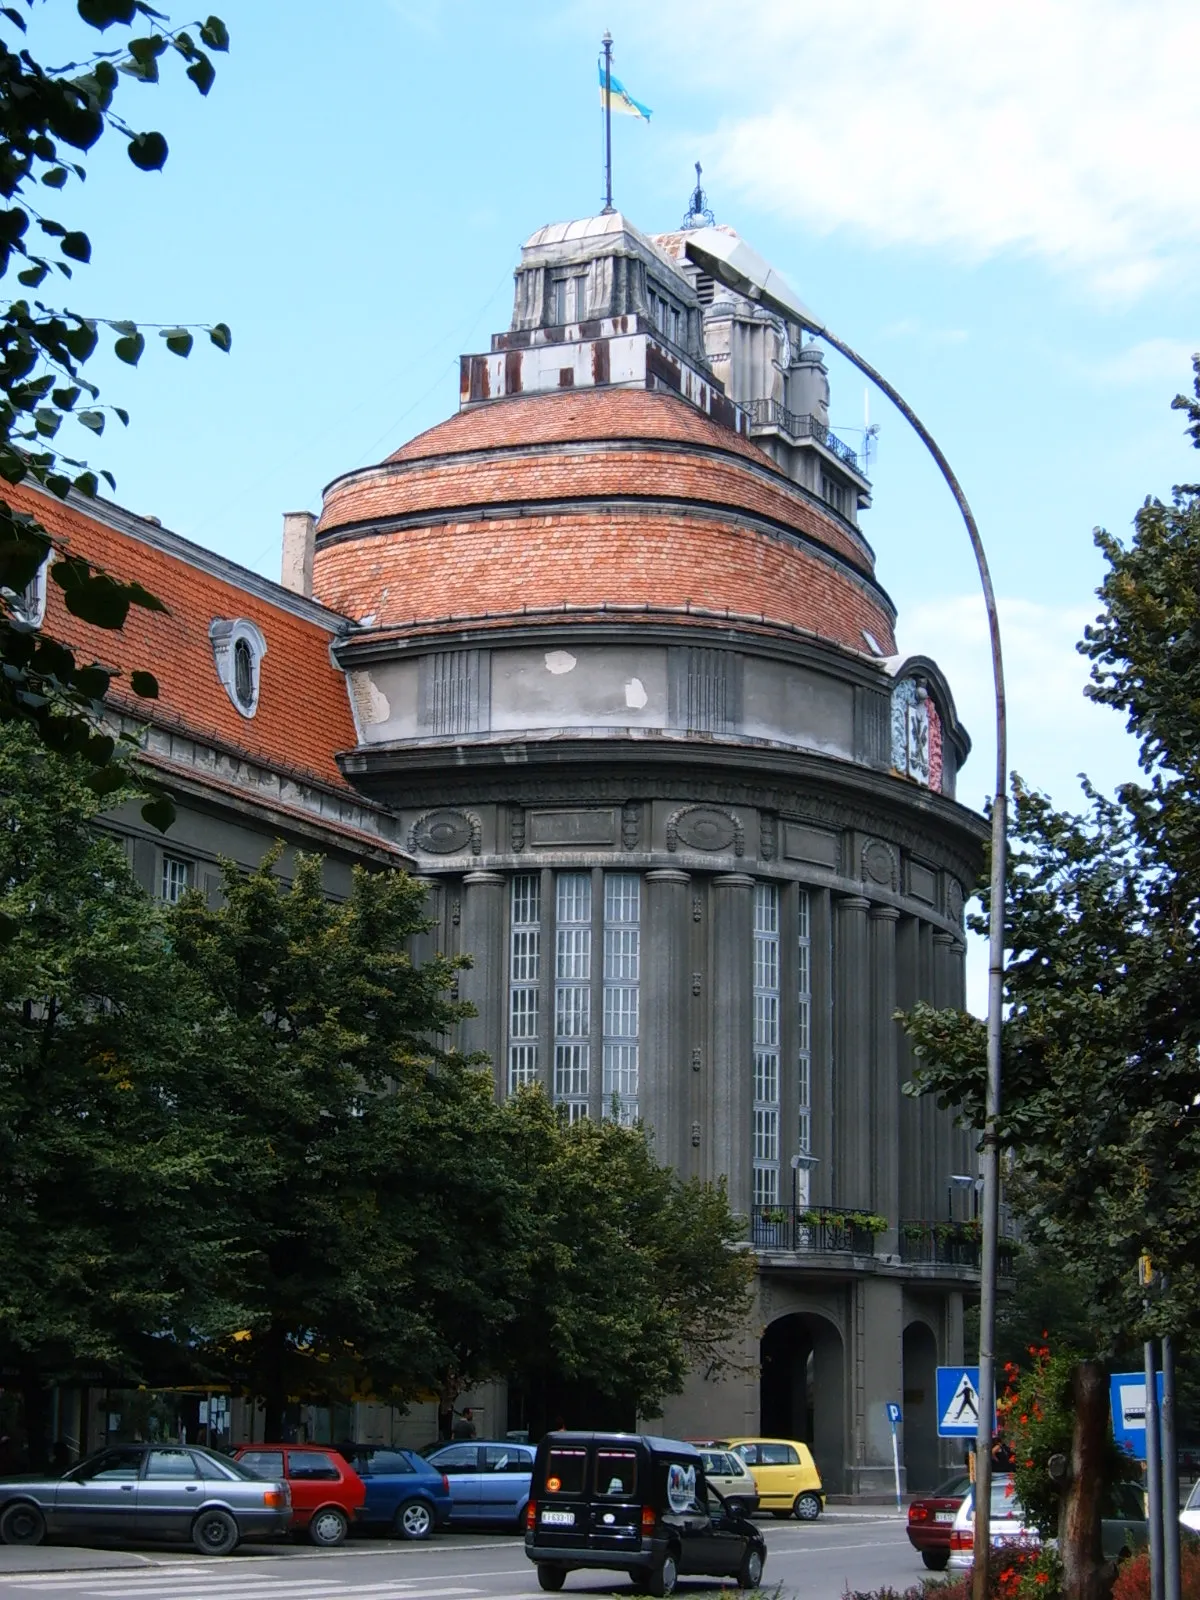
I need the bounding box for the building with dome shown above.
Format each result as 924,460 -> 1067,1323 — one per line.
18,205 -> 989,1490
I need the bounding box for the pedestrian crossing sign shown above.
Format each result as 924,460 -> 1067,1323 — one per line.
936,1366 -> 984,1436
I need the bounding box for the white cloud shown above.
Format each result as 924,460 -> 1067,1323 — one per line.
1074,338 -> 1200,388
629,0 -> 1200,298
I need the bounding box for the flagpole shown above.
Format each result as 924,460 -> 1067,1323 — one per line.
602,30 -> 614,214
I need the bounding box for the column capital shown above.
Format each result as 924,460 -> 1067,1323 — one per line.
712,873 -> 756,889
869,905 -> 901,923
462,870 -> 506,886
645,868 -> 691,884
932,930 -> 962,948
837,894 -> 872,912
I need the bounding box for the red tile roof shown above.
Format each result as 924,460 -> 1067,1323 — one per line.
8,480 -> 360,791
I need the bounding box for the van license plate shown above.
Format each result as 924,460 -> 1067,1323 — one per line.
542,1510 -> 575,1526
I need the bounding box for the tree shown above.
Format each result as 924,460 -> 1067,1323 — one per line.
169,849 -> 481,1437
0,723 -> 234,1467
902,364 -> 1200,1600
0,1 -> 230,826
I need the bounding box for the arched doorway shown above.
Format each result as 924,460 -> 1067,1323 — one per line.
902,1321 -> 940,1490
759,1313 -> 845,1492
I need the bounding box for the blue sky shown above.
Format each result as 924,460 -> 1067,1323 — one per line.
20,1 -> 1199,1000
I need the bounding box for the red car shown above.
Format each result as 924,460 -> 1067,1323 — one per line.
906,1472 -> 971,1570
233,1444 -> 366,1547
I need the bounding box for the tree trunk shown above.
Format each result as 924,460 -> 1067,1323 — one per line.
20,1370 -> 50,1473
1059,1359 -> 1115,1600
260,1324 -> 288,1441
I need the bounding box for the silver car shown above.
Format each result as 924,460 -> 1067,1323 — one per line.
0,1443 -> 291,1555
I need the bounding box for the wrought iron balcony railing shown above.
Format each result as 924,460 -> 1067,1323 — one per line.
750,1203 -> 880,1256
745,398 -> 861,472
900,1221 -> 1018,1275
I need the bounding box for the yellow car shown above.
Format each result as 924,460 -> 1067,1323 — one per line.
722,1437 -> 825,1520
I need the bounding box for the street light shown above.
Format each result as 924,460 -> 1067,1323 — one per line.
684,228 -> 1007,1600
949,1173 -> 978,1222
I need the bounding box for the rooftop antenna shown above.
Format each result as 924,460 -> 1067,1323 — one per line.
601,31 -> 614,214
680,161 -> 714,230
863,386 -> 880,474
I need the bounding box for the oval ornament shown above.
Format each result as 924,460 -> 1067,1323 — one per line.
410,809 -> 474,854
673,806 -> 739,853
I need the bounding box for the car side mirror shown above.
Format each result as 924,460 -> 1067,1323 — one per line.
723,1497 -> 745,1518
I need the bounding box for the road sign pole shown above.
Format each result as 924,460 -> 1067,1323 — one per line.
1162,1332 -> 1180,1600
1145,1337 -> 1164,1600
890,1419 -> 902,1514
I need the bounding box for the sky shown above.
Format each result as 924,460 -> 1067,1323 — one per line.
17,1 -> 1200,1007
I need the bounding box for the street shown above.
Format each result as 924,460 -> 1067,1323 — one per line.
0,1514 -> 925,1599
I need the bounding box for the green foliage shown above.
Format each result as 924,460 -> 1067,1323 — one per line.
0,1 -> 230,827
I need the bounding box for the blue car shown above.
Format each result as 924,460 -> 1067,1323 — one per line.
425,1440 -> 535,1530
341,1446 -> 451,1540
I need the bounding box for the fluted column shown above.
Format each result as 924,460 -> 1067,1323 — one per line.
711,873 -> 754,1213
869,905 -> 900,1246
834,895 -> 871,1209
643,869 -> 691,1172
459,870 -> 506,1091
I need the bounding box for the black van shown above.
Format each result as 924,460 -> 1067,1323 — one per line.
524,1430 -> 767,1595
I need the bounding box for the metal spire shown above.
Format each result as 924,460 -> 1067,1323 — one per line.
680,161 -> 714,230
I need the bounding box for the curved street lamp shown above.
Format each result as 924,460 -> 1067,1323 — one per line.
684,229 -> 1007,1600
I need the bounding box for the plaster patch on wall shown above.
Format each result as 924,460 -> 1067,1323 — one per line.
350,670 -> 390,725
544,649 -> 577,675
624,676 -> 648,709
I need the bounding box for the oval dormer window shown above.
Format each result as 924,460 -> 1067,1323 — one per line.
209,618 -> 266,718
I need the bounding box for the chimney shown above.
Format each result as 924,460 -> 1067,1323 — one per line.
281,510 -> 315,598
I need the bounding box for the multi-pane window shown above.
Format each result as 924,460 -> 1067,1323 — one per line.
160,855 -> 192,904
508,875 -> 541,1094
753,883 -> 781,1206
796,889 -> 813,1205
602,874 -> 640,1124
554,873 -> 592,1121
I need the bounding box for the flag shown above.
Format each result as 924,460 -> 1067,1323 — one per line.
598,62 -> 651,121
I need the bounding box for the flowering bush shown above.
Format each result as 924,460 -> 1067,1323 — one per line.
1110,1543 -> 1200,1600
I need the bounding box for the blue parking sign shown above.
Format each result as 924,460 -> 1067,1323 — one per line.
886,1402 -> 902,1426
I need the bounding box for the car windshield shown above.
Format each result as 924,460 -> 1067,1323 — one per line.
932,1474 -> 971,1499
1187,1480 -> 1200,1511
702,1450 -> 736,1475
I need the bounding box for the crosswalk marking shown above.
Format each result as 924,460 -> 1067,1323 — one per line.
0,1583 -> 485,1600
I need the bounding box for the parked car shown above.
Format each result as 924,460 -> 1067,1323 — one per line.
949,1474 -> 1149,1569
233,1443 -> 363,1546
524,1430 -> 766,1595
906,1472 -> 971,1570
425,1439 -> 535,1530
0,1443 -> 290,1556
1181,1477 -> 1200,1534
687,1444 -> 760,1514
340,1444 -> 452,1540
722,1436 -> 825,1520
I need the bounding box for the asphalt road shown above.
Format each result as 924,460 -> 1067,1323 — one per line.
0,1512 -> 927,1600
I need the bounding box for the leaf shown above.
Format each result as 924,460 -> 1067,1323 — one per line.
113,332 -> 144,366
140,793 -> 176,832
53,386 -> 81,410
74,664 -> 115,700
109,319 -> 137,337
127,131 -> 168,171
162,327 -> 193,357
62,320 -> 97,361
60,231 -> 91,262
17,264 -> 48,287
114,406 -> 129,426
73,471 -> 98,497
208,321 -> 231,352
1,7 -> 27,31
199,15 -> 229,50
186,54 -> 215,95
77,409 -> 105,433
77,0 -> 137,26
41,167 -> 69,189
130,669 -> 158,698
38,218 -> 66,238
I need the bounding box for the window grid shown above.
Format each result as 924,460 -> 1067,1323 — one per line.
753,883 -> 781,1205
554,873 -> 592,1117
602,874 -> 640,1123
797,888 -> 812,1160
160,855 -> 191,904
508,875 -> 541,1093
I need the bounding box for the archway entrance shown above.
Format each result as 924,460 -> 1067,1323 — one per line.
759,1313 -> 845,1492
902,1321 -> 940,1490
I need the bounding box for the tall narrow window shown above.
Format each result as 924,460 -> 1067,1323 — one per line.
602,874 -> 640,1124
796,889 -> 813,1206
554,872 -> 591,1121
753,883 -> 781,1206
161,855 -> 192,904
508,875 -> 541,1094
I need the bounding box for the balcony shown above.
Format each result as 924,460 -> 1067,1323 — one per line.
900,1221 -> 1019,1277
750,1204 -> 882,1256
745,398 -> 862,473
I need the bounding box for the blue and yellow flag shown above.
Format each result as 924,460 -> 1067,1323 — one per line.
599,62 -> 651,121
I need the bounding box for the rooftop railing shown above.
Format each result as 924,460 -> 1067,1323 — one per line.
746,398 -> 861,472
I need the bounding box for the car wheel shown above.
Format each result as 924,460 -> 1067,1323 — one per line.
0,1501 -> 46,1546
649,1549 -> 679,1596
308,1505 -> 349,1547
191,1508 -> 239,1556
536,1565 -> 566,1592
394,1498 -> 433,1541
793,1491 -> 822,1521
737,1546 -> 765,1589
922,1550 -> 951,1571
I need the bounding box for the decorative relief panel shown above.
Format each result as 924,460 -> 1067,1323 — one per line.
510,808 -> 526,854
759,812 -> 777,861
782,822 -> 839,870
529,808 -> 618,847
667,804 -> 744,856
861,837 -> 898,890
908,858 -> 938,904
621,800 -> 642,851
945,876 -> 965,926
891,677 -> 944,791
408,808 -> 481,855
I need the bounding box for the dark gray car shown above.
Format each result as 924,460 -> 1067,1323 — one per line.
0,1443 -> 291,1555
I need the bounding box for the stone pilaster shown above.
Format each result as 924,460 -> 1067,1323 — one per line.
834,895 -> 871,1209
870,905 -> 900,1247
643,868 -> 691,1172
711,873 -> 754,1212
459,870 -> 506,1089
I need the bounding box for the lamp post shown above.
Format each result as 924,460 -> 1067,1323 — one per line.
683,230 -> 1007,1600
